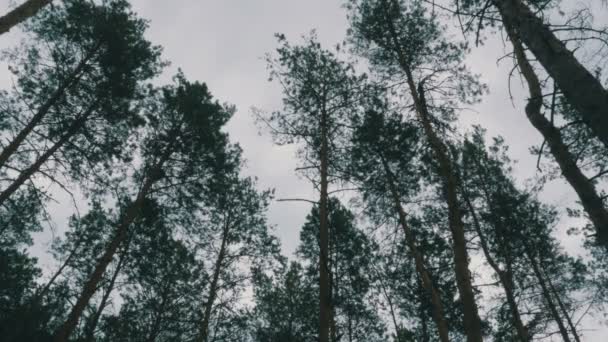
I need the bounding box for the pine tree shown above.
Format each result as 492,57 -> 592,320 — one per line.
0,0 -> 162,206
262,33 -> 366,342
53,73 -> 239,341
347,1 -> 486,339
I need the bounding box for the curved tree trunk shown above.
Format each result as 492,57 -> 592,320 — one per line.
508,29 -> 608,248
0,0 -> 52,35
494,0 -> 608,147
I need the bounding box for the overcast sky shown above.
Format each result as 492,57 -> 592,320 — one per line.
1,0 -> 607,339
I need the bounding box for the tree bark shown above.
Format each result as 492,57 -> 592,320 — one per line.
462,191 -> 529,341
84,248 -> 127,342
508,29 -> 608,248
523,244 -> 572,342
0,0 -> 52,35
36,228 -> 88,300
0,104 -> 94,207
0,47 -> 96,170
197,216 -> 230,342
494,0 -> 608,147
319,103 -> 331,342
541,266 -> 581,342
401,61 -> 484,342
382,158 -> 451,342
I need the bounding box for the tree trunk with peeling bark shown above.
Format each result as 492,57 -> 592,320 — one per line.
508,29 -> 608,248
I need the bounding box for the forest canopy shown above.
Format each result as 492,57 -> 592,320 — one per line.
0,0 -> 607,341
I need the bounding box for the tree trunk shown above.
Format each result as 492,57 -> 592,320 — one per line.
380,3 -> 484,340
382,158 -> 450,342
541,267 -> 581,342
84,248 -> 127,342
37,228 -> 88,300
319,105 -> 331,342
508,30 -> 608,248
494,0 -> 608,147
0,0 -> 52,35
403,65 -> 484,342
462,191 -> 529,341
52,140 -> 173,342
0,47 -> 96,170
523,244 -> 572,342
0,105 -> 93,207
376,271 -> 401,342
419,293 -> 430,342
197,217 -> 230,342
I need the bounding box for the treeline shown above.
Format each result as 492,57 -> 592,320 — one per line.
0,0 -> 607,342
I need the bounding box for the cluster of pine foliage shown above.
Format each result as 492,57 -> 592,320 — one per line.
0,0 -> 607,341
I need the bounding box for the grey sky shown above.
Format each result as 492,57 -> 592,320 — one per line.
1,0 -> 607,339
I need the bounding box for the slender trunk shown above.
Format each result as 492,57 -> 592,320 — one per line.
84,248 -> 127,342
462,191 -> 529,341
0,0 -> 52,35
37,229 -> 88,300
373,264 -> 401,342
52,138 -> 174,342
494,0 -> 608,147
53,182 -> 152,342
419,293 -> 430,342
403,63 -> 484,342
197,218 -> 230,342
381,158 -> 450,342
329,232 -> 338,342
541,268 -> 581,342
319,106 -> 331,342
380,3 -> 483,340
508,30 -> 608,248
0,48 -> 96,169
0,106 -> 93,207
523,244 -> 572,342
